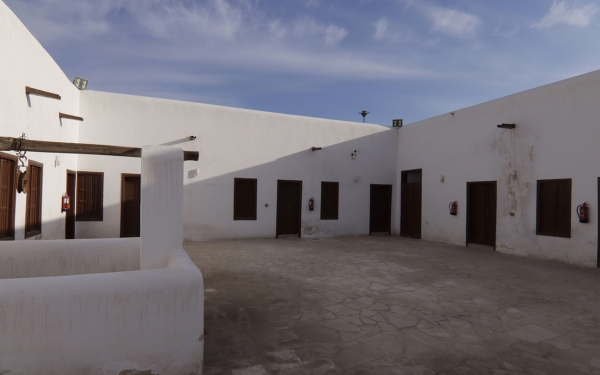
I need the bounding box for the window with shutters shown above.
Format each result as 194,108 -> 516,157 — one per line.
320,181 -> 339,220
536,179 -> 571,238
0,153 -> 17,240
77,172 -> 104,221
234,178 -> 257,220
25,160 -> 43,238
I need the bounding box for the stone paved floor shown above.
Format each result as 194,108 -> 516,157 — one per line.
184,236 -> 600,375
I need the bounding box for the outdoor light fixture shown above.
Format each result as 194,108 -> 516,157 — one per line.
359,110 -> 370,123
393,119 -> 403,128
72,77 -> 88,90
497,123 -> 516,129
189,135 -> 197,140
311,146 -> 322,151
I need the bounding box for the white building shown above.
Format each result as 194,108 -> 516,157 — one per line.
1,1 -> 599,268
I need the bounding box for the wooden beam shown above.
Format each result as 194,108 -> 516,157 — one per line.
0,137 -> 199,161
25,86 -> 61,100
59,113 -> 84,121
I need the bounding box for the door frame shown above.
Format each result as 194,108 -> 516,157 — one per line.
369,183 -> 393,235
120,173 -> 141,238
0,152 -> 17,241
597,177 -> 599,268
466,181 -> 497,249
65,169 -> 76,239
276,179 -> 302,238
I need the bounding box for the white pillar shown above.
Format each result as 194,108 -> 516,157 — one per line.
140,145 -> 184,270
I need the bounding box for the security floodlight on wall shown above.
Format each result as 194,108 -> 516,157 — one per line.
497,123 -> 516,129
393,119 -> 403,128
359,110 -> 370,123
72,77 -> 88,90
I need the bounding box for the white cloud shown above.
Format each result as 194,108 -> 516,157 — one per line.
428,6 -> 481,37
293,17 -> 348,46
374,17 -> 389,40
532,1 -> 598,28
129,0 -> 244,41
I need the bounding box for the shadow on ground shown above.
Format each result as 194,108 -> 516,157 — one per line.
184,236 -> 600,375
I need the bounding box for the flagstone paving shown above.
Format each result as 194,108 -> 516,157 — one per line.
184,236 -> 600,375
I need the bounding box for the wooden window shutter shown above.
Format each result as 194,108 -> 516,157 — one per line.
320,181 -> 339,220
0,155 -> 17,240
233,178 -> 257,220
537,179 -> 571,238
76,172 -> 104,221
25,161 -> 43,238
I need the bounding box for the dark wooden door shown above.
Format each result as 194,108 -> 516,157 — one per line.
400,170 -> 422,239
597,177 -> 599,268
0,155 -> 16,240
120,174 -> 141,238
277,180 -> 302,237
467,181 -> 497,247
370,184 -> 392,234
65,170 -> 76,239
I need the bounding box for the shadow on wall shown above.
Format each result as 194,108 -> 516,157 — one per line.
15,130 -> 398,241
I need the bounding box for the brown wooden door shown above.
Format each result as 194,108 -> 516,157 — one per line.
370,184 -> 392,234
400,170 -> 422,239
65,170 -> 76,239
467,181 -> 496,247
277,180 -> 302,237
597,177 -> 599,268
120,174 -> 141,238
0,155 -> 16,240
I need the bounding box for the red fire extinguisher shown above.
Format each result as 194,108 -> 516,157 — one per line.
576,202 -> 589,223
309,198 -> 315,211
62,193 -> 71,212
449,201 -> 457,215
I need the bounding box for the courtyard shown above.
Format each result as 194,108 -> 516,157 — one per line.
185,236 -> 600,375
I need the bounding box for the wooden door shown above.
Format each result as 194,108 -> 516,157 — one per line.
276,180 -> 302,237
0,154 -> 16,240
65,170 -> 76,239
370,184 -> 392,234
467,181 -> 497,248
400,170 -> 422,239
120,174 -> 141,238
597,177 -> 599,268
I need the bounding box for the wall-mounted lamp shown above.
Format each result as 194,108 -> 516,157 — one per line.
72,77 -> 89,90
497,123 -> 516,129
311,146 -> 322,151
392,119 -> 403,128
189,135 -> 197,141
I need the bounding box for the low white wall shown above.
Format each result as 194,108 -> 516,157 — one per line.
0,145 -> 204,375
77,92 -> 398,240
0,238 -> 139,279
397,71 -> 600,266
0,250 -> 204,375
0,2 -> 80,240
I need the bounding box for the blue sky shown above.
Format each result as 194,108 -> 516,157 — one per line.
6,0 -> 600,125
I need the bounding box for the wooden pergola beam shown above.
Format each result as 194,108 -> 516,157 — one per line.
0,137 -> 199,161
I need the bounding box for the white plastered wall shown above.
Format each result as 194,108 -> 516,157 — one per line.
0,1 -> 80,240
397,71 -> 600,266
77,91 -> 399,240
